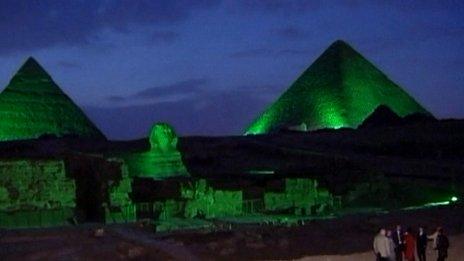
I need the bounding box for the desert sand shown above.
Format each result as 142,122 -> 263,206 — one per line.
299,234 -> 463,261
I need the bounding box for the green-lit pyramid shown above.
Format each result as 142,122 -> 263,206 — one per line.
246,40 -> 431,134
0,57 -> 105,141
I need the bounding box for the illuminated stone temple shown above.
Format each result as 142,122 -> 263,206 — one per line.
246,40 -> 430,134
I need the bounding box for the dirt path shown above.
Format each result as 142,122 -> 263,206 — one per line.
110,226 -> 199,261
166,205 -> 464,260
0,226 -> 174,260
1,205 -> 462,260
299,234 -> 463,261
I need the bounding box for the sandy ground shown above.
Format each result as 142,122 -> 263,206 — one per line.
299,234 -> 464,261
0,225 -> 175,260
1,204 -> 463,260
165,204 -> 464,260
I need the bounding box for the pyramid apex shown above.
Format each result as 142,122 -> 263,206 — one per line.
25,56 -> 38,63
327,39 -> 355,51
331,39 -> 349,45
23,56 -> 41,67
17,56 -> 50,77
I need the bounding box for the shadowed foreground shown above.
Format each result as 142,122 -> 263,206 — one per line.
0,204 -> 463,260
299,233 -> 463,261
162,204 -> 463,260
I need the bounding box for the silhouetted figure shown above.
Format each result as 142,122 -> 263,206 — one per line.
436,228 -> 449,261
428,227 -> 441,250
374,228 -> 391,261
404,227 -> 416,261
386,230 -> 397,261
417,226 -> 428,261
392,225 -> 405,261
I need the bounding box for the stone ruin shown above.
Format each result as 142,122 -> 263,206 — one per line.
0,160 -> 75,228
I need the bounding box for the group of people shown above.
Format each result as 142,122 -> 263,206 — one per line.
373,225 -> 450,261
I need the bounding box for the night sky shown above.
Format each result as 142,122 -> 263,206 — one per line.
0,1 -> 463,140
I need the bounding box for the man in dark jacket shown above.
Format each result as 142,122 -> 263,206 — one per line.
392,225 -> 404,261
436,228 -> 449,261
417,226 -> 428,261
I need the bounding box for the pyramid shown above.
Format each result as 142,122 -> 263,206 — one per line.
0,57 -> 105,141
245,40 -> 432,134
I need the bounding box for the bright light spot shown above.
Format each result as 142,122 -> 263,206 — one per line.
451,196 -> 458,202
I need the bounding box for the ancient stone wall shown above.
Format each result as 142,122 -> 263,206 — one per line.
264,179 -> 335,215
149,178 -> 335,220
105,162 -> 136,223
155,179 -> 242,220
0,159 -> 75,228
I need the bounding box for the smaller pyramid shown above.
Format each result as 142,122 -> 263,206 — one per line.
360,105 -> 437,129
359,105 -> 403,129
0,57 -> 105,141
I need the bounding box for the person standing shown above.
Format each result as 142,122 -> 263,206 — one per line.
393,225 -> 405,261
404,227 -> 416,261
436,228 -> 449,261
417,226 -> 428,261
374,228 -> 391,261
428,227 -> 441,250
387,230 -> 397,261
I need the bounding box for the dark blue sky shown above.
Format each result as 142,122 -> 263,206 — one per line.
0,1 -> 463,139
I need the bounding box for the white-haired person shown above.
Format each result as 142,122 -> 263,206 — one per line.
374,228 -> 391,261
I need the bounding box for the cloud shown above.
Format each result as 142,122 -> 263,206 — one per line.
134,78 -> 209,98
380,1 -> 464,12
150,30 -> 180,44
107,95 -> 126,103
272,26 -> 311,40
57,60 -> 81,69
413,25 -> 464,42
276,49 -> 312,56
229,48 -> 275,59
230,48 -> 312,59
106,77 -> 209,104
233,0 -> 321,14
0,0 -> 219,55
86,83 -> 281,139
234,0 -> 464,14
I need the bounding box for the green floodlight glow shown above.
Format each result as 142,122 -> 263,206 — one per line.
451,196 -> 458,202
245,40 -> 431,135
122,123 -> 189,179
0,57 -> 105,141
423,201 -> 450,207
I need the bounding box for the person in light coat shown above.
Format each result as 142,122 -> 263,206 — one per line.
374,228 -> 391,261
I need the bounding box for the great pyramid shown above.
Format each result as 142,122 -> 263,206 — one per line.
245,40 -> 431,134
0,57 -> 105,141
